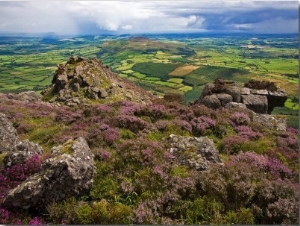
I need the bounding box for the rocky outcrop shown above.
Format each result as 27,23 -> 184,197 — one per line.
0,112 -> 43,165
197,79 -> 287,114
3,140 -> 43,168
0,113 -> 19,153
2,137 -> 95,210
253,113 -> 287,131
6,91 -> 42,103
42,55 -> 154,106
167,134 -> 223,171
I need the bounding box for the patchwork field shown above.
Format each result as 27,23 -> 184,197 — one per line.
0,34 -> 298,127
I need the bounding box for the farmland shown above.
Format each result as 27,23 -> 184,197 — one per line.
0,33 -> 298,127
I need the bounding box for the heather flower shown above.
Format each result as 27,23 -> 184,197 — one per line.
240,131 -> 262,140
230,112 -> 251,126
103,127 -> 120,145
191,116 -> 216,136
99,123 -> 110,131
119,102 -> 141,115
0,154 -> 41,201
174,118 -> 192,133
141,148 -> 153,162
133,201 -> 160,224
117,115 -> 148,133
152,166 -> 167,180
235,125 -> 251,133
0,208 -> 9,224
29,217 -> 44,225
154,120 -> 170,131
96,104 -> 112,113
220,135 -> 249,155
229,152 -> 294,179
97,150 -> 112,160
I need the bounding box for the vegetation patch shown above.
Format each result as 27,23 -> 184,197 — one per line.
169,64 -> 199,76
132,62 -> 181,81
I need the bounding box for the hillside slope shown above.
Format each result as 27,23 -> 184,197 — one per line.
0,56 -> 298,225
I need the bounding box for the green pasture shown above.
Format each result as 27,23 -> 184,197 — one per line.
183,65 -> 251,87
0,35 -> 298,111
132,62 -> 181,81
167,78 -> 183,84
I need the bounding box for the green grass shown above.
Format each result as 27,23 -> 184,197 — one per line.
132,72 -> 146,79
179,85 -> 193,92
132,62 -> 181,81
285,98 -> 299,110
183,66 -> 250,87
167,78 -> 183,84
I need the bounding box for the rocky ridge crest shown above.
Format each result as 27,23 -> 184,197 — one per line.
42,55 -> 154,106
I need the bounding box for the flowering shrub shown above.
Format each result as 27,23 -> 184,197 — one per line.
229,152 -> 294,179
119,101 -> 141,116
0,154 -> 41,201
220,135 -> 249,155
94,149 -> 112,161
29,217 -> 45,225
96,104 -> 112,114
230,112 -> 251,126
198,152 -> 298,224
103,127 -> 120,145
136,104 -> 171,122
173,118 -> 192,133
0,208 -> 9,224
190,116 -> 216,136
117,115 -> 148,133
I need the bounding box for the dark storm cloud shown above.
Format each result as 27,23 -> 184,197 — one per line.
197,8 -> 298,32
0,1 -> 298,35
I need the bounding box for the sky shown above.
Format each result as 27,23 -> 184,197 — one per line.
0,1 -> 298,36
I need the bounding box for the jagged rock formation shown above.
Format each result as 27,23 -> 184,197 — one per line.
167,134 -> 223,171
197,79 -> 287,114
2,137 -> 95,210
0,113 -> 43,167
41,55 -> 154,106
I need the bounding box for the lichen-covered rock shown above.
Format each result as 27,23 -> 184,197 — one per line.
225,102 -> 247,110
167,134 -> 223,171
0,112 -> 43,168
3,140 -> 43,167
253,114 -> 287,131
0,113 -> 19,153
2,137 -> 95,210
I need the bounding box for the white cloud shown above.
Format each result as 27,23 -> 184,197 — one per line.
0,1 -> 297,35
122,25 -> 133,30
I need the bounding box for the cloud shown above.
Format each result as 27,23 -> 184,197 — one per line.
0,1 -> 297,35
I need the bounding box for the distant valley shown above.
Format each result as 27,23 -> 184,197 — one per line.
0,33 -> 298,127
